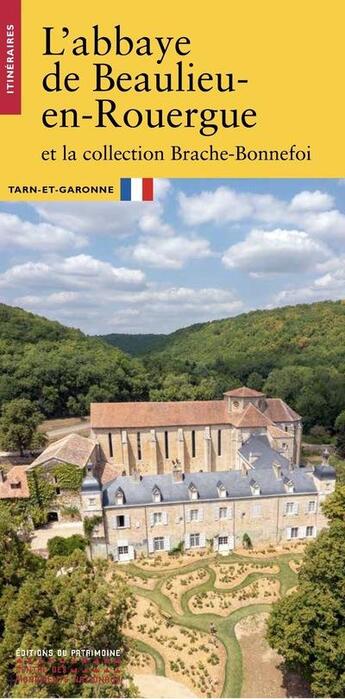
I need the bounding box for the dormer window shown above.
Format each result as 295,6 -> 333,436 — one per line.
115,488 -> 125,506
152,486 -> 162,503
188,483 -> 198,500
250,479 -> 261,496
283,477 -> 294,493
217,481 -> 227,498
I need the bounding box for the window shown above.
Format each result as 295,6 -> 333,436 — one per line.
308,500 -> 316,513
285,426 -> 288,432
55,487 -> 61,495
117,515 -> 125,528
285,502 -> 294,515
88,497 -> 96,506
233,401 -> 239,408
282,443 -> 287,449
190,533 -> 200,548
108,432 -> 113,458
219,507 -> 227,519
191,430 -> 196,458
153,536 -> 165,551
118,545 -> 128,556
217,429 -> 222,456
153,512 -> 163,525
190,509 -> 199,521
306,526 -> 314,537
152,487 -> 161,503
164,431 -> 169,459
218,484 -> 226,498
115,488 -> 125,505
218,536 -> 228,546
137,432 -> 142,461
291,527 -> 298,539
10,481 -> 21,489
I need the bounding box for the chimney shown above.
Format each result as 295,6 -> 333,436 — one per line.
172,463 -> 184,483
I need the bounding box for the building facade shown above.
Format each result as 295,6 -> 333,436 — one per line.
90,386 -> 303,476
81,433 -> 336,562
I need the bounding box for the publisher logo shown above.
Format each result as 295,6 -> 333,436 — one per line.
0,0 -> 21,114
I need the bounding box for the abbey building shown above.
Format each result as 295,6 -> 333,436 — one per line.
80,387 -> 335,561
90,386 -> 303,476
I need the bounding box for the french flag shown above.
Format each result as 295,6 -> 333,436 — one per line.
120,178 -> 154,202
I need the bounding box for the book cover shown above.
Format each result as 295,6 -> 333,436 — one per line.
0,1 -> 344,698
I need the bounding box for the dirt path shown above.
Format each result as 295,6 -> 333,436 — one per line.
236,613 -> 310,698
133,674 -> 197,697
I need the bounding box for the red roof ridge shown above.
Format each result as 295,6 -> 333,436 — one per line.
223,386 -> 264,397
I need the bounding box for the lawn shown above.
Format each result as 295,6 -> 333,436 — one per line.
115,547 -> 305,698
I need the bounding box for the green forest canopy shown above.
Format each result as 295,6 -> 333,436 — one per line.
2,300 -> 345,432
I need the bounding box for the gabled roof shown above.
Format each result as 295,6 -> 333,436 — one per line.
268,424 -> 293,439
0,466 -> 30,499
264,399 -> 301,423
91,399 -> 227,429
223,386 -> 264,397
91,389 -> 301,429
29,433 -> 97,470
232,403 -> 273,428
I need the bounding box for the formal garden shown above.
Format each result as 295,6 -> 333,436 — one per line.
112,546 -> 307,698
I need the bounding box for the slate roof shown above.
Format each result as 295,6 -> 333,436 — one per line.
102,435 -> 316,508
29,434 -> 97,470
239,435 -> 290,470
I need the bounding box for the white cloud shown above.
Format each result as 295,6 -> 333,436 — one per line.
0,255 -> 146,291
289,190 -> 334,211
33,179 -> 172,237
11,284 -> 243,334
222,229 -> 331,276
273,255 -> 345,306
179,186 -> 345,242
123,235 -> 213,269
0,212 -> 86,251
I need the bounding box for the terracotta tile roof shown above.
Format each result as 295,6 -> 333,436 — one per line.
29,433 -> 97,470
94,461 -> 122,485
264,398 -> 301,423
231,403 -> 273,428
268,424 -> 293,439
91,400 -> 228,429
91,390 -> 300,429
0,465 -> 30,499
223,386 -> 264,397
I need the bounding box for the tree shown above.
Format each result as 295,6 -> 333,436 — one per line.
0,536 -> 137,697
335,411 -> 345,458
47,535 -> 87,558
267,489 -> 345,697
0,399 -> 46,456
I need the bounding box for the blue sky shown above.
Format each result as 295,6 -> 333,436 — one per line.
0,178 -> 344,334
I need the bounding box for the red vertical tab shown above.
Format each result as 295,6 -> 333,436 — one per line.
0,0 -> 21,114
142,178 -> 154,201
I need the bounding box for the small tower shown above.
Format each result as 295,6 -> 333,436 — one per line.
80,465 -> 105,551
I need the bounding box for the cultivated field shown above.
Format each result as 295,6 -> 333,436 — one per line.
116,547 -> 309,698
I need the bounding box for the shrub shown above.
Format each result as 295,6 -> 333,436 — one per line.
47,534 -> 87,557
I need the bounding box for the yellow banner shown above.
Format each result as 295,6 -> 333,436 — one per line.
1,0 -> 344,199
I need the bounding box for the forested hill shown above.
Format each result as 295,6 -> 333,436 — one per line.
2,300 -> 345,433
97,332 -> 168,356
0,304 -> 149,418
113,300 -> 345,434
